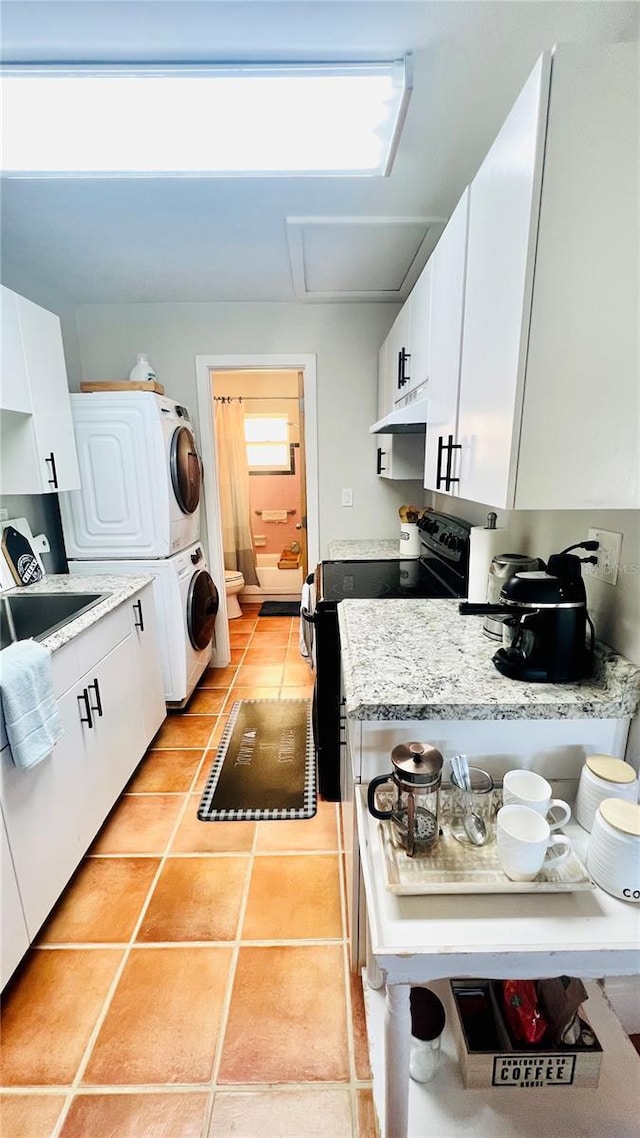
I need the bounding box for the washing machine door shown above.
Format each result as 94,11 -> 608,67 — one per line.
170,426 -> 201,515
187,570 -> 219,650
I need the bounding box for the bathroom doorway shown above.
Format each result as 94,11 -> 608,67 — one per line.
195,353 -> 318,666
212,367 -> 307,602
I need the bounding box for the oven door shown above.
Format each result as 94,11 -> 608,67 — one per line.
302,570 -> 341,802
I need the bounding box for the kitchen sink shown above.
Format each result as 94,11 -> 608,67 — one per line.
0,592 -> 109,652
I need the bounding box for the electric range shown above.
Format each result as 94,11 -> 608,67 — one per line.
304,511 -> 472,800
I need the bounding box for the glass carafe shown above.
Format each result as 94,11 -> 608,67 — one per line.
367,742 -> 443,856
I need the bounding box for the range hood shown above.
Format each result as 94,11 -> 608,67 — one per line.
369,397 -> 428,434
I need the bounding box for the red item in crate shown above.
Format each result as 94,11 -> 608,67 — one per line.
502,980 -> 548,1045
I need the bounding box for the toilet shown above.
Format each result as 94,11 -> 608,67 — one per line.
224,570 -> 245,619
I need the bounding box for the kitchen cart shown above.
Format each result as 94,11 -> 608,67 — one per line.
355,788 -> 640,1138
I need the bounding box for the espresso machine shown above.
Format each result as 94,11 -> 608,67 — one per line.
460,544 -> 597,683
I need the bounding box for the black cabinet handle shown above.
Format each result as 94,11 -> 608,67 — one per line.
376,447 -> 387,474
397,347 -> 410,390
45,451 -> 58,489
436,434 -> 462,491
444,433 -> 461,490
77,689 -> 93,729
436,436 -> 446,489
133,599 -> 145,631
87,677 -> 103,718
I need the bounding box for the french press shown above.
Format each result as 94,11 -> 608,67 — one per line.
367,742 -> 444,856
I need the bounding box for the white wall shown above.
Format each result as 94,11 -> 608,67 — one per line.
73,300 -> 424,555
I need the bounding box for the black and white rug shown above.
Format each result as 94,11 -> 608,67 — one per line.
197,699 -> 316,822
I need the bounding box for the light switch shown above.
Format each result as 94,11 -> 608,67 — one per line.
341,488 -> 353,507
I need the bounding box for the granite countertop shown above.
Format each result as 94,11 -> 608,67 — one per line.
338,598 -> 640,721
2,573 -> 154,654
328,539 -> 403,560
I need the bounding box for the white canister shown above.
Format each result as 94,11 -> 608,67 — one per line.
575,755 -> 639,833
586,799 -> 640,902
399,523 -> 420,558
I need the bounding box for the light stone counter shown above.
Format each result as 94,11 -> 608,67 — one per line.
328,539 -> 402,560
338,598 -> 640,721
2,574 -> 154,654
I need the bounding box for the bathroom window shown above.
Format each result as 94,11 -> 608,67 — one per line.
245,415 -> 294,473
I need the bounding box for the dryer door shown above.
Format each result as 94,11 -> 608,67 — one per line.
187,570 -> 219,650
170,426 -> 201,514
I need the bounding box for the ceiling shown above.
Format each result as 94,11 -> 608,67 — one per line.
1,0 -> 637,306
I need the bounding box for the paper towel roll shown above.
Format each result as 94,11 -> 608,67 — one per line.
467,525 -> 512,601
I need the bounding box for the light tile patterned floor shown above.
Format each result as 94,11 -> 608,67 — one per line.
0,608 -> 375,1138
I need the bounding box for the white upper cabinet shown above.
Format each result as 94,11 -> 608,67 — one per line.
375,339 -> 425,480
454,42 -> 638,510
0,289 -> 31,414
423,188 -> 470,492
406,260 -> 432,396
385,304 -> 411,410
0,286 -> 80,494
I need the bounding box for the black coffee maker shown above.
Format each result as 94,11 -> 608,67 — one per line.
460,545 -> 596,683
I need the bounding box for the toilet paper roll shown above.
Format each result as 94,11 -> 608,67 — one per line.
467,525 -> 512,601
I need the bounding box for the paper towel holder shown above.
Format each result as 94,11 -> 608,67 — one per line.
485,512 -> 497,530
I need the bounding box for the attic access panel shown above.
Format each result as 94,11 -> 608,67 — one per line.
286,216 -> 445,301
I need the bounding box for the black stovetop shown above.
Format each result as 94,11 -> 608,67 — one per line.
316,511 -> 472,607
316,557 -> 459,604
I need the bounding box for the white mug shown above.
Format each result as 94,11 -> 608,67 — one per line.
497,804 -> 572,882
502,769 -> 571,831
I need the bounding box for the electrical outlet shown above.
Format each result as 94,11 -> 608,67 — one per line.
341,488 -> 353,507
587,528 -> 623,585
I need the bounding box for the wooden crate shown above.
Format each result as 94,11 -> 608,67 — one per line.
80,381 -> 165,394
449,979 -> 602,1089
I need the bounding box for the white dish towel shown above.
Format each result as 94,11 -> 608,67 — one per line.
0,640 -> 63,770
299,577 -> 315,666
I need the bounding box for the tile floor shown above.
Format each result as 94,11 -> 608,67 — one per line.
0,607 -> 375,1138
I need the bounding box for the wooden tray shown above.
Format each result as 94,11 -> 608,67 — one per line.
378,790 -> 595,895
80,381 -> 165,394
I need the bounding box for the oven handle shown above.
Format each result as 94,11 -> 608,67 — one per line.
301,607 -> 316,625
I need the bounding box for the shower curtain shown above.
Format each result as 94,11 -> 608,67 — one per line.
214,400 -> 259,585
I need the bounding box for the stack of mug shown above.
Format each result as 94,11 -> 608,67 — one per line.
496,770 -> 573,882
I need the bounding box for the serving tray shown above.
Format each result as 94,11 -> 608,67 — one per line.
378,790 -> 595,896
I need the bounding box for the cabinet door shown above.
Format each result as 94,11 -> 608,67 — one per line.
0,286 -> 31,413
0,806 -> 29,989
406,261 -> 431,395
376,339 -> 391,420
387,305 -> 411,405
424,189 -> 470,493
456,55 -> 550,508
129,586 -> 166,745
0,681 -> 95,939
377,433 -> 425,480
87,633 -> 145,801
15,294 -> 80,493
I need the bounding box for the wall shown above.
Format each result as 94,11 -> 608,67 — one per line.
0,494 -> 67,577
72,300 -> 422,556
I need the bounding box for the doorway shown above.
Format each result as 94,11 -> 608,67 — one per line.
213,367 -> 307,600
195,353 -> 318,668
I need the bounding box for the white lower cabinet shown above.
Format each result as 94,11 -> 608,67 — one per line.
0,583 -> 166,975
130,592 -> 166,743
0,808 -> 29,990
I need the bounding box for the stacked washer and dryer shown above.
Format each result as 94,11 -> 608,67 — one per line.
60,391 -> 219,707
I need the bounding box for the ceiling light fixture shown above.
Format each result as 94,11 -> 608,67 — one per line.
1,60 -> 411,177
